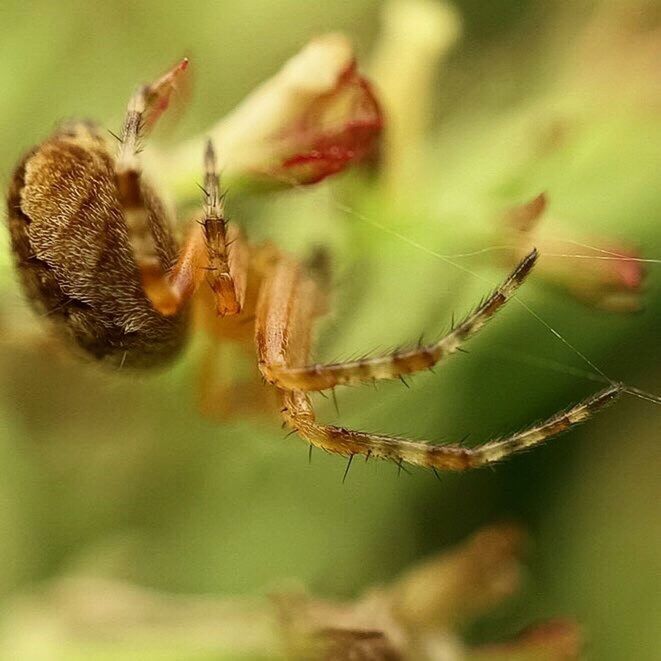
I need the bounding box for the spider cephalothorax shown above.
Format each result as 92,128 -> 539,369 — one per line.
6,54 -> 622,473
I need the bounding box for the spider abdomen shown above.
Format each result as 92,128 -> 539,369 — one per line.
6,126 -> 188,368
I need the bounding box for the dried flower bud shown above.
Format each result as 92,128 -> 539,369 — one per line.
169,34 -> 382,192
370,0 -> 462,205
0,525 -> 584,660
541,241 -> 645,313
472,619 -> 582,660
504,192 -> 548,233
139,57 -> 189,133
502,195 -> 646,312
390,523 -> 525,631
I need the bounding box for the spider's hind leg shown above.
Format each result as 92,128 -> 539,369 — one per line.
254,251 -> 623,472
280,384 -> 622,471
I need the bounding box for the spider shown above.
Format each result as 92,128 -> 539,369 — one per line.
6,59 -> 622,473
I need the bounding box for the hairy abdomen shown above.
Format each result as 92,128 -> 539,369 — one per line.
6,129 -> 188,368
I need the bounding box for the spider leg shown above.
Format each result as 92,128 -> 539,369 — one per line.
111,61 -> 247,316
113,58 -> 190,313
164,140 -> 247,317
116,69 -> 247,317
255,257 -> 327,377
280,383 -> 622,471
151,209 -> 247,317
194,243 -> 284,422
258,249 -> 538,391
255,254 -> 622,470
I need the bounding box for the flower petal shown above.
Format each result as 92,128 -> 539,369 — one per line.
207,34 -> 382,187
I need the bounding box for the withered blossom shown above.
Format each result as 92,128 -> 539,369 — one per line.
166,33 -> 382,195
276,524 -> 582,660
0,525 -> 581,660
501,194 -> 646,312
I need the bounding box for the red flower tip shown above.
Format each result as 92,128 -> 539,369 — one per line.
277,60 -> 383,185
213,35 -> 384,188
504,192 -> 548,232
499,196 -> 646,312
605,247 -> 645,290
143,57 -> 191,131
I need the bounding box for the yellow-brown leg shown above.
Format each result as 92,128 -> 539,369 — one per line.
280,385 -> 621,471
197,336 -> 276,422
194,244 -> 282,421
259,250 -> 538,391
165,141 -> 247,316
254,254 -> 622,471
255,257 -> 327,375
114,59 -> 189,312
111,60 -> 246,317
119,98 -> 247,317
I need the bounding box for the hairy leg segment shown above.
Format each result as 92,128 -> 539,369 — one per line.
260,250 -> 538,391
115,61 -> 246,317
255,255 -> 623,471
278,385 -> 621,471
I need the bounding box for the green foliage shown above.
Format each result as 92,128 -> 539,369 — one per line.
0,1 -> 658,658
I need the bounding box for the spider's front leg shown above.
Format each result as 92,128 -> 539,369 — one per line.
159,140 -> 248,317
258,250 -> 538,391
255,257 -> 623,471
115,62 -> 247,318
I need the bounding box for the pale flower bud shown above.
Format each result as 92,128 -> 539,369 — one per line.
501,195 -> 646,313
370,0 -> 462,205
167,34 -> 382,195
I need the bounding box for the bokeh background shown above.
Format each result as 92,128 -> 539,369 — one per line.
0,1 -> 658,659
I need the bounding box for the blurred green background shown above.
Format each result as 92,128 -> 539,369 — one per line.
0,1 -> 658,659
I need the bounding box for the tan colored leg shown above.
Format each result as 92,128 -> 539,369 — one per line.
253,252 -> 622,471
110,61 -> 247,317
196,337 -> 275,422
165,141 -> 247,316
194,243 -> 283,422
259,250 -> 538,391
117,82 -> 247,318
113,59 -> 189,313
255,257 -> 325,375
279,385 -> 621,471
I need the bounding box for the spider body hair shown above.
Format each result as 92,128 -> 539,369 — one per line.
7,123 -> 188,368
